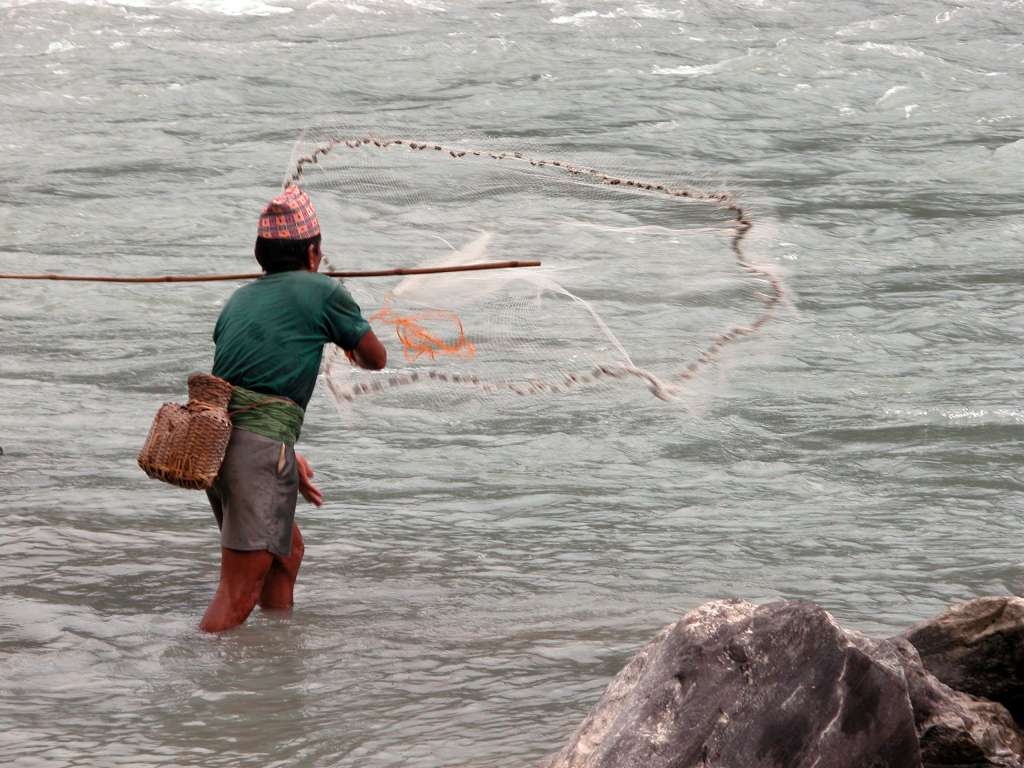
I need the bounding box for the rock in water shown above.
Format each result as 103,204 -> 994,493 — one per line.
545,599 -> 922,768
546,599 -> 1024,768
904,597 -> 1024,724
891,637 -> 1024,767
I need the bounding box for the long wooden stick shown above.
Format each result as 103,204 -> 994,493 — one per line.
0,259 -> 541,284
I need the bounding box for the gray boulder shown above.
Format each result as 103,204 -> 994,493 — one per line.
546,599 -> 1024,768
891,636 -> 1024,767
545,599 -> 921,768
904,597 -> 1024,724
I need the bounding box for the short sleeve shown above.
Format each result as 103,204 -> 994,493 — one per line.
323,283 -> 372,351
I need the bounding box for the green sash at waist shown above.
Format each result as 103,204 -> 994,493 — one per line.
228,385 -> 304,446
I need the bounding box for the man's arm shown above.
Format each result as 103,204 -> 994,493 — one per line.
322,283 -> 387,370
346,329 -> 387,370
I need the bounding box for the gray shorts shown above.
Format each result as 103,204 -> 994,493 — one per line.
206,428 -> 298,558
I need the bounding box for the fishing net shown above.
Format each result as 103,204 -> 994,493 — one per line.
286,127 -> 784,413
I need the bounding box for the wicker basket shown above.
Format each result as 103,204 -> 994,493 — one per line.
137,373 -> 234,490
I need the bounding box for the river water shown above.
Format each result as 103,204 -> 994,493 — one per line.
1,0 -> 1022,765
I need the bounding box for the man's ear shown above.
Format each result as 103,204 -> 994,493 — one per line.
307,241 -> 320,271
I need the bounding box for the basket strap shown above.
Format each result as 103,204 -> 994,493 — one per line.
228,397 -> 291,416
187,398 -> 287,416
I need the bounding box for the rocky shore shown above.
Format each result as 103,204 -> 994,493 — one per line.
546,597 -> 1024,768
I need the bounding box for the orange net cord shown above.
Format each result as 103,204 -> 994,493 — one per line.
370,306 -> 477,363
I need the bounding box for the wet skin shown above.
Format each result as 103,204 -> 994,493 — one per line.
200,454 -> 319,633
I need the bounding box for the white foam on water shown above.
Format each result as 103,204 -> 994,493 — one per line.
876,84 -> 909,103
855,41 -> 929,59
883,407 -> 1024,425
304,0 -> 445,12
993,138 -> 1024,159
0,0 -> 294,15
45,39 -> 77,54
834,16 -> 898,36
399,0 -> 446,11
631,2 -> 684,20
651,58 -> 734,77
551,8 -> 624,25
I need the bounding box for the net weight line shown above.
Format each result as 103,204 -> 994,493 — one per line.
297,135 -> 784,402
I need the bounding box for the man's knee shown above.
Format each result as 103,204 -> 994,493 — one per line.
280,524 -> 304,571
201,548 -> 274,632
267,525 -> 303,583
220,549 -> 274,595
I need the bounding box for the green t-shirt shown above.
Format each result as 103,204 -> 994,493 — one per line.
211,270 -> 371,410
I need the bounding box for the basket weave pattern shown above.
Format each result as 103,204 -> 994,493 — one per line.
137,373 -> 234,490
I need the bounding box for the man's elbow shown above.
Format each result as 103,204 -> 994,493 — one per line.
362,350 -> 386,370
354,331 -> 387,370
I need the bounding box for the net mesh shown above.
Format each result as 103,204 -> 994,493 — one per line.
285,128 -> 784,412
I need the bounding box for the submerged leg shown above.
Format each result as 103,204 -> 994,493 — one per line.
200,547 -> 274,633
259,524 -> 305,610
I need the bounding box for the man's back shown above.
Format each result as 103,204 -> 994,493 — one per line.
211,270 -> 370,409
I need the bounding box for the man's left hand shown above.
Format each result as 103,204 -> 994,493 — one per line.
295,452 -> 324,507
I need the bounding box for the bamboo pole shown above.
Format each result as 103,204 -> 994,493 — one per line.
0,260 -> 541,284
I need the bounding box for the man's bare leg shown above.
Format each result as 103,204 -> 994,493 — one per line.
259,524 -> 304,610
200,547 -> 274,633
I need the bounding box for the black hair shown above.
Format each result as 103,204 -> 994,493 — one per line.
254,234 -> 321,274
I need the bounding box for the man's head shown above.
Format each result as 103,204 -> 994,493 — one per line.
255,185 -> 322,274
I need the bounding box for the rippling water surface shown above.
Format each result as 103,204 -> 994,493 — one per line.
2,0 -> 1023,765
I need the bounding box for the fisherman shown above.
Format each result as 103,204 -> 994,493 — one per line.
200,185 -> 386,632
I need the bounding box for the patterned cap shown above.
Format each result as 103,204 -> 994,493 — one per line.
257,184 -> 321,240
